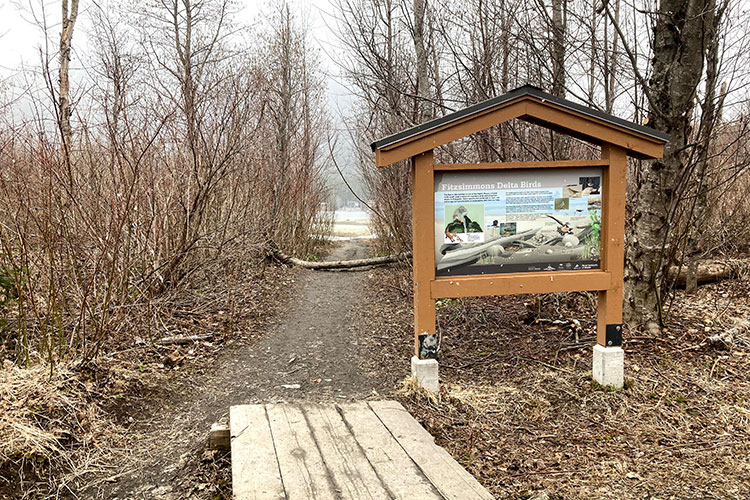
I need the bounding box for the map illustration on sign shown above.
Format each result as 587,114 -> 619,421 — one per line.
434,167 -> 603,276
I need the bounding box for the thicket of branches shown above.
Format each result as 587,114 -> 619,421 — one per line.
0,1 -> 330,365
335,0 -> 750,327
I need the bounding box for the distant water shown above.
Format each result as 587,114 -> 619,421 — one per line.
332,210 -> 370,221
323,210 -> 373,239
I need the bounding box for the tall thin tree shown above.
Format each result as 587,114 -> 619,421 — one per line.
59,0 -> 79,169
624,0 -> 715,332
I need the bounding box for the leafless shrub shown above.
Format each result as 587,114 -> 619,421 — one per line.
333,0 -> 750,332
0,0 -> 330,365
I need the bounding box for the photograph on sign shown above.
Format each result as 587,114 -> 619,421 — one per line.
434,167 -> 603,276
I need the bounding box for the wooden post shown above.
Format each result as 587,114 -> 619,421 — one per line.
411,150 -> 436,357
597,144 -> 627,346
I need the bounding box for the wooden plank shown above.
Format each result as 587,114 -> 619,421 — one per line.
431,270 -> 612,299
377,102 -> 526,167
209,422 -> 230,450
338,402 -> 440,500
524,100 -> 664,159
369,401 -> 493,500
230,405 -> 285,500
303,404 -> 390,499
597,145 -> 627,345
266,404 -> 337,500
412,151 -> 437,356
433,159 -> 608,171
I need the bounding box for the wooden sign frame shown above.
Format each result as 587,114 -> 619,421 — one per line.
411,147 -> 626,355
371,85 -> 668,379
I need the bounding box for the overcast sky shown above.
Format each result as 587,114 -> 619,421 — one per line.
0,0 -> 362,199
0,0 -> 354,113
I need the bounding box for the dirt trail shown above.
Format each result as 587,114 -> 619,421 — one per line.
98,239 -> 387,499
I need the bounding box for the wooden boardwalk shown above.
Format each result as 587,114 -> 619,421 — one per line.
230,400 -> 494,500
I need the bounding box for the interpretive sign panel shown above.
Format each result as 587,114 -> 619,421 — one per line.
434,167 -> 603,276
372,85 -> 667,386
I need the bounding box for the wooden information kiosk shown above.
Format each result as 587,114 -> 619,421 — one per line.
371,85 -> 668,390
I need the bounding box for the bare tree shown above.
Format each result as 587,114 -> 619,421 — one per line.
0,0 -> 332,364
58,0 -> 79,166
333,0 -> 419,253
413,0 -> 432,120
624,0 -> 722,332
264,2 -> 331,254
550,0 -> 569,159
681,0 -> 728,293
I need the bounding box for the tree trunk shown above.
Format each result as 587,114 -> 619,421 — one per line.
273,250 -> 411,270
587,1 -> 596,105
624,0 -> 712,332
684,0 -> 726,294
550,0 -> 568,160
413,0 -> 432,120
59,0 -> 79,169
551,0 -> 566,97
604,1 -> 620,113
684,259 -> 700,292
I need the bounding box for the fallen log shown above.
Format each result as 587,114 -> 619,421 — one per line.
155,334 -> 213,345
671,260 -> 743,287
273,250 -> 411,270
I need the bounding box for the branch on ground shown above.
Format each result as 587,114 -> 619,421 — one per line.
271,249 -> 412,270
670,259 -> 750,287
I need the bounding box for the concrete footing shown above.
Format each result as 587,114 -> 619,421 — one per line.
411,356 -> 439,393
592,344 -> 624,388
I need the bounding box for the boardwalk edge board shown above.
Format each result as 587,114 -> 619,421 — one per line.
229,401 -> 494,500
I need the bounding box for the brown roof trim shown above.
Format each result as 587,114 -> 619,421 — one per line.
370,85 -> 669,152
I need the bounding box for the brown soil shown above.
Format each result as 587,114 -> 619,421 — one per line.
1,261 -> 297,500
88,239 -> 388,499
358,267 -> 750,500
7,243 -> 747,500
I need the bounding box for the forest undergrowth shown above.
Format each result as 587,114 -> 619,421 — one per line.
0,262 -> 298,499
360,264 -> 750,499
0,1 -> 331,496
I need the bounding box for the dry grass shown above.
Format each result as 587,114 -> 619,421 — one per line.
360,268 -> 750,499
0,263 -> 296,499
0,362 -> 130,498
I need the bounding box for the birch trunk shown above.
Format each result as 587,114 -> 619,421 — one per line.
59,0 -> 79,167
624,0 -> 711,331
413,0 -> 432,120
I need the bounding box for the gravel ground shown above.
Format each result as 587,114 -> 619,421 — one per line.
93,239 -> 389,499
356,266 -> 750,500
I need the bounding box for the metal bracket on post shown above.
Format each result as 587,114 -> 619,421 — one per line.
605,324 -> 622,347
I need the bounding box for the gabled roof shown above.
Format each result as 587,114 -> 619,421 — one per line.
371,85 -> 669,167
